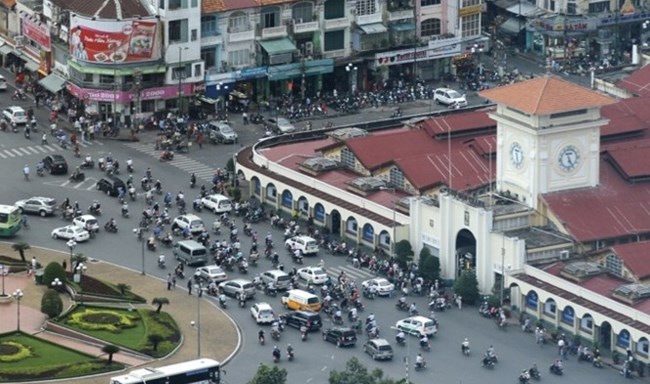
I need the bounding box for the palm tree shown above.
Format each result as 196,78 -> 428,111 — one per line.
101,344 -> 120,365
116,283 -> 131,296
152,297 -> 170,314
148,334 -> 164,351
11,242 -> 30,262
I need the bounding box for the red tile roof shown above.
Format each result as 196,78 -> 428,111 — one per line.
611,242 -> 650,280
345,129 -> 437,170
203,0 -> 258,13
542,158 -> 650,242
604,139 -> 650,181
616,64 -> 650,97
420,108 -> 496,137
480,76 -> 617,115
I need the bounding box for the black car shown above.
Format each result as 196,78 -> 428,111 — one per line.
42,154 -> 68,175
96,176 -> 126,197
283,311 -> 322,332
322,327 -> 357,347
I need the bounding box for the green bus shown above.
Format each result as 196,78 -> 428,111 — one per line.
0,205 -> 22,237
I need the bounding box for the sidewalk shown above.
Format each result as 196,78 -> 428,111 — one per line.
0,242 -> 239,384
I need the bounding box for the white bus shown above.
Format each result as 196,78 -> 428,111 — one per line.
109,358 -> 220,384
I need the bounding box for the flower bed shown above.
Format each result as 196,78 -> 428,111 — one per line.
65,272 -> 146,303
66,308 -> 140,333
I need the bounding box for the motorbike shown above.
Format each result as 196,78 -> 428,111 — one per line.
265,283 -> 277,297
390,109 -> 403,118
219,297 -> 227,309
529,367 -> 541,380
549,364 -> 563,376
80,160 -> 94,170
287,349 -> 294,361
301,330 -> 308,341
273,350 -> 281,363
104,222 -> 118,233
482,354 -> 497,368
461,344 -> 470,356
24,129 -> 30,139
69,172 -> 86,182
271,329 -> 281,341
12,90 -> 27,101
147,241 -> 157,252
36,167 -> 44,177
122,208 -> 130,218
414,361 -> 426,371
88,204 -> 102,216
127,163 -> 134,173
238,263 -> 248,274
396,301 -> 409,312
419,340 -> 430,352
291,252 -> 304,264
158,258 -> 166,269
519,371 -> 531,384
259,334 -> 265,345
395,336 -> 406,346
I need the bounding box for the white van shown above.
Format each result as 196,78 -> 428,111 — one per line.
201,194 -> 232,214
281,289 -> 321,311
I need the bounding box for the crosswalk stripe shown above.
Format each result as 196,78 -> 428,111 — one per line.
4,150 -> 15,157
123,142 -> 218,182
18,148 -> 31,155
43,145 -> 56,152
0,152 -> 6,159
327,266 -> 375,281
36,146 -> 49,153
26,147 -> 40,154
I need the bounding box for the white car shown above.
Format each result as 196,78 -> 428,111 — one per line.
172,214 -> 206,234
72,214 -> 100,233
195,265 -> 228,283
433,88 -> 467,107
51,225 -> 90,242
285,235 -> 319,256
361,278 -> 395,296
200,194 -> 232,214
3,106 -> 27,126
0,75 -> 7,90
250,302 -> 275,324
297,266 -> 328,285
395,316 -> 438,337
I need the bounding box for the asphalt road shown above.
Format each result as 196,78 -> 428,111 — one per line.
0,64 -> 629,384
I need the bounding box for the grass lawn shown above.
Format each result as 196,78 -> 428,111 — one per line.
58,306 -> 180,358
0,332 -> 122,381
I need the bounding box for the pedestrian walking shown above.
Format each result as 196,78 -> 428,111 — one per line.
166,273 -> 172,290
187,279 -> 193,295
62,259 -> 67,272
172,276 -> 177,289
242,111 -> 248,125
557,337 -> 565,357
456,294 -> 462,310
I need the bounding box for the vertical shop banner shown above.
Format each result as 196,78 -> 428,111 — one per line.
69,16 -> 161,64
21,15 -> 51,51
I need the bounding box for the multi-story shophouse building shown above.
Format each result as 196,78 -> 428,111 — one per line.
493,0 -> 650,65
0,0 -> 204,125
203,0 -> 486,103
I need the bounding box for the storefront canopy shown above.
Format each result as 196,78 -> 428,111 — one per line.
360,23 -> 388,34
390,22 -> 416,32
0,44 -> 12,55
24,60 -> 39,73
259,38 -> 297,55
39,73 -> 67,93
500,17 -> 525,35
506,2 -> 545,17
67,60 -> 167,76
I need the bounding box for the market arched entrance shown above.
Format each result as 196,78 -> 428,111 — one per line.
455,228 -> 477,276
598,321 -> 612,350
330,210 -> 341,237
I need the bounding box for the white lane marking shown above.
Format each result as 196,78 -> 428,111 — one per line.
19,148 -> 31,155
321,366 -> 327,371
4,150 -> 16,157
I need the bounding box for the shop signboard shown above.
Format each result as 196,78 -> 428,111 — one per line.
67,82 -> 193,103
375,43 -> 461,66
21,14 -> 51,51
69,15 -> 161,64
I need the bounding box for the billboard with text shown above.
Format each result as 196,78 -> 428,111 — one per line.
69,16 -> 161,64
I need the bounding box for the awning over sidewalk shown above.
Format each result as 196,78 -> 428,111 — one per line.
506,2 -> 545,17
259,38 -> 297,55
23,60 -> 39,73
359,23 -> 388,34
0,44 -> 12,55
500,17 -> 525,34
39,73 -> 66,93
390,22 -> 416,32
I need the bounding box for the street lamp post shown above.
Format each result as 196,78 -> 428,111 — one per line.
111,43 -> 119,131
177,47 -> 189,115
345,63 -> 358,93
51,277 -> 63,291
66,239 -> 77,272
133,71 -> 142,135
1,264 -> 7,296
192,272 -> 204,358
13,289 -> 23,331
76,263 -> 87,306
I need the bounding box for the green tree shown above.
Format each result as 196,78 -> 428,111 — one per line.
247,364 -> 287,384
71,253 -> 87,267
147,334 -> 164,351
417,247 -> 440,282
40,289 -> 63,318
152,297 -> 170,314
11,242 -> 30,263
101,344 -> 120,365
225,158 -> 235,174
394,240 -> 414,269
116,283 -> 131,296
42,261 -> 66,287
454,269 -> 480,304
329,357 -> 406,384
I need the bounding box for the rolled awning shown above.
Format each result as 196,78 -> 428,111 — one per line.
360,23 -> 388,34
39,73 -> 67,93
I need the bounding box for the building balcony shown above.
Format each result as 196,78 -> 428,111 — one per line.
261,25 -> 288,39
228,28 -> 255,43
387,9 -> 413,21
201,34 -> 223,47
356,13 -> 382,25
293,20 -> 320,34
322,49 -> 346,59
324,17 -> 350,30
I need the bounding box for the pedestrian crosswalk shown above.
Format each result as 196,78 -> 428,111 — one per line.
124,142 -> 216,182
0,141 -> 102,159
327,264 -> 376,282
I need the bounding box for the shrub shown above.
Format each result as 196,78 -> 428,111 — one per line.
0,341 -> 32,362
41,289 -> 64,318
395,240 -> 414,269
454,270 -> 479,304
418,247 -> 440,282
42,262 -> 67,287
66,308 -> 140,333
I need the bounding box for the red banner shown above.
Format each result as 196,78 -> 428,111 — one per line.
69,17 -> 160,64
22,16 -> 51,51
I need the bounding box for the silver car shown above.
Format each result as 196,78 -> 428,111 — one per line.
266,117 -> 296,134
218,279 -> 256,300
363,338 -> 393,360
15,197 -> 57,217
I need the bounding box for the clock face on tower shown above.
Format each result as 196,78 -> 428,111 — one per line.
558,145 -> 580,172
510,142 -> 524,169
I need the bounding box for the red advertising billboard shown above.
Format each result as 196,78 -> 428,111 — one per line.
69,16 -> 161,64
21,15 -> 51,51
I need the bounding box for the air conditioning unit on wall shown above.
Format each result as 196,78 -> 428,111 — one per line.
560,250 -> 569,260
